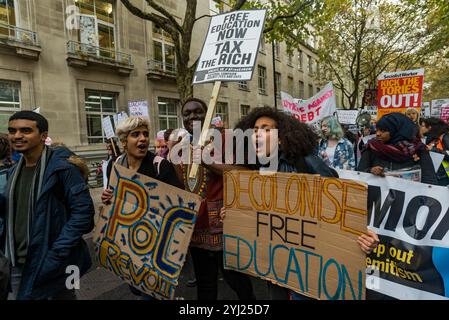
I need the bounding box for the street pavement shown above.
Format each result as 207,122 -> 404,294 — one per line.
76,188 -> 269,300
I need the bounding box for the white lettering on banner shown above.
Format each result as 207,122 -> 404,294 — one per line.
281,82 -> 337,124
336,170 -> 449,248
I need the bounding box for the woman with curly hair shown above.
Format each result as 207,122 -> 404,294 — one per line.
230,107 -> 379,299
318,115 -> 356,170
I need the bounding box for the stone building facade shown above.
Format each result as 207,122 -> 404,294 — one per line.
0,0 -> 322,162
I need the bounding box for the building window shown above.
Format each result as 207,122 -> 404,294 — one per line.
273,40 -> 281,61
0,0 -> 16,37
298,50 -> 303,70
85,89 -> 118,144
316,87 -> 321,94
298,81 -> 305,99
258,66 -> 267,95
209,0 -> 225,15
215,102 -> 229,128
240,104 -> 250,117
287,53 -> 293,66
307,55 -> 313,74
0,80 -> 20,132
158,97 -> 180,131
153,25 -> 176,72
259,34 -> 266,53
288,76 -> 294,96
238,81 -> 249,91
308,84 -> 314,98
275,72 -> 281,99
76,0 -> 115,58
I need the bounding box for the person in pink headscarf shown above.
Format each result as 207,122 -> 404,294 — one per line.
154,130 -> 168,158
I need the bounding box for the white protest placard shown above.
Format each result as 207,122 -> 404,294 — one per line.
102,116 -> 115,139
431,99 -> 449,117
117,112 -> 129,127
336,109 -> 360,125
193,10 -> 267,84
281,82 -> 337,124
128,100 -> 149,118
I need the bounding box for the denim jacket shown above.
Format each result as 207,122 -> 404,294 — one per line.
318,138 -> 355,170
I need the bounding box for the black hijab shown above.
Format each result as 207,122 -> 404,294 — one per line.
376,112 -> 419,145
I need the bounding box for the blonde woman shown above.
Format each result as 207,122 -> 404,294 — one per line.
101,116 -> 182,203
405,108 -> 419,125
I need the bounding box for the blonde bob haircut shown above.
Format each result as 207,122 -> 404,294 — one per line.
116,116 -> 150,142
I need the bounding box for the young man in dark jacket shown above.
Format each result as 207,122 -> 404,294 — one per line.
0,111 -> 95,300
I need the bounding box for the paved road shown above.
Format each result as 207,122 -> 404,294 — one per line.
76,188 -> 269,300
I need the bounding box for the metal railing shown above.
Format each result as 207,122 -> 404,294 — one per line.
147,59 -> 177,76
0,23 -> 39,46
67,40 -> 132,66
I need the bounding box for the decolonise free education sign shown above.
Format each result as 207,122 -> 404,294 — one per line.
223,170 -> 367,300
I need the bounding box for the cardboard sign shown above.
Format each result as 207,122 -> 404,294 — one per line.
102,116 -> 115,139
193,10 -> 266,84
94,165 -> 202,299
336,109 -> 360,125
377,69 -> 424,120
281,82 -> 337,124
128,100 -> 149,118
223,171 -> 367,300
431,99 -> 449,117
337,170 -> 449,300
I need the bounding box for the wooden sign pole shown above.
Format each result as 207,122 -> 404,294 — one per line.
189,81 -> 222,179
110,138 -> 118,157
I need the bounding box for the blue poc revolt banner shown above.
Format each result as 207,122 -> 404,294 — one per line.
94,165 -> 201,299
338,170 -> 449,300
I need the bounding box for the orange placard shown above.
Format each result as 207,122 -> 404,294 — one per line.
377,69 -> 424,120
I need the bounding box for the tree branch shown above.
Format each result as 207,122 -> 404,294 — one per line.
264,0 -> 315,34
120,0 -> 175,35
145,0 -> 183,34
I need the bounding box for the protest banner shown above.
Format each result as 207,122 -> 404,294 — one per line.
223,170 -> 367,300
193,10 -> 266,84
281,82 -> 337,124
377,68 -> 424,120
94,165 -> 202,299
189,9 -> 266,179
440,104 -> 449,123
431,99 -> 449,117
128,100 -> 149,118
337,170 -> 449,300
336,109 -> 360,125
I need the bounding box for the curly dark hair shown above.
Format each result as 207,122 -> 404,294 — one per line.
234,107 -> 318,167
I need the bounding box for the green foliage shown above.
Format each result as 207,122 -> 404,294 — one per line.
314,0 -> 448,109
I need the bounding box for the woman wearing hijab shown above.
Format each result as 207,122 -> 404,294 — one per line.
358,112 -> 438,185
